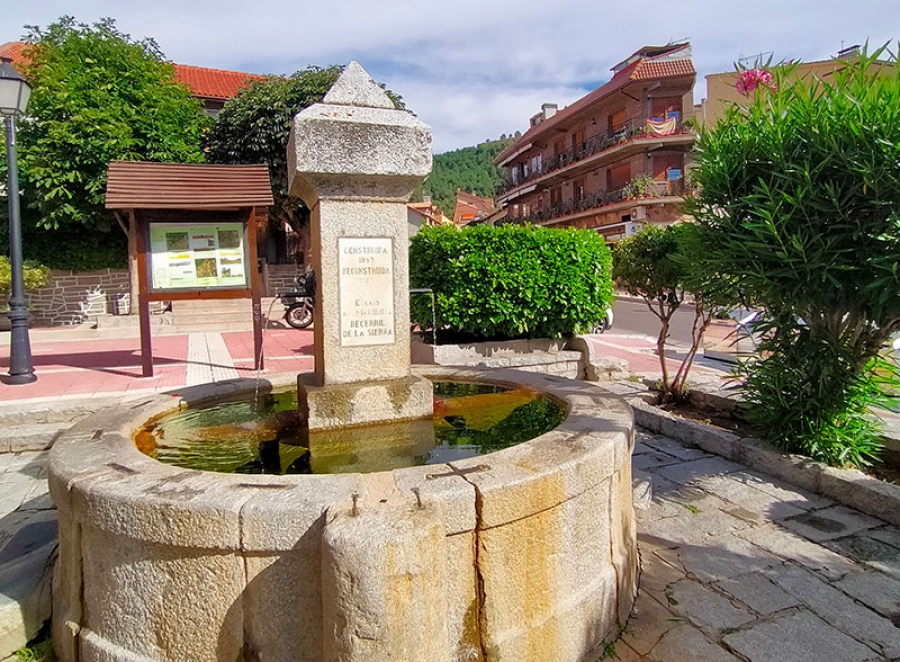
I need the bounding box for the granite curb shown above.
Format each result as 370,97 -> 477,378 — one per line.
608,383 -> 900,528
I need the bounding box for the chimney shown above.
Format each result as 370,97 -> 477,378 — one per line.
542,103 -> 558,120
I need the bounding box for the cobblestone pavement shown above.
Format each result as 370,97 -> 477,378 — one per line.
1,431 -> 899,661
0,450 -> 55,656
619,429 -> 900,662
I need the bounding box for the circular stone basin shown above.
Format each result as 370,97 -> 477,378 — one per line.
48,367 -> 637,662
137,381 -> 566,475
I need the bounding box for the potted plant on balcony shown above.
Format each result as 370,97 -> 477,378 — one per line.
0,257 -> 52,331
626,174 -> 655,199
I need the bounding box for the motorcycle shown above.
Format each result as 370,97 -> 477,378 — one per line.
280,271 -> 316,329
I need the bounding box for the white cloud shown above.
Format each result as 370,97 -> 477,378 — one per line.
5,0 -> 900,151
393,80 -> 587,154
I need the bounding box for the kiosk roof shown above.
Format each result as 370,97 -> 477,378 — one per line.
106,162 -> 274,210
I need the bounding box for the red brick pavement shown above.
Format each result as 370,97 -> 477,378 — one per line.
0,328 -> 729,405
0,328 -> 316,404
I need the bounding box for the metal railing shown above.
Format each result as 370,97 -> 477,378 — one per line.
499,179 -> 695,226
498,115 -> 690,196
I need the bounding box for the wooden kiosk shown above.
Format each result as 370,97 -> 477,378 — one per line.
105,161 -> 274,377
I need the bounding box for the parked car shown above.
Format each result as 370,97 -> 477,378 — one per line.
591,308 -> 615,334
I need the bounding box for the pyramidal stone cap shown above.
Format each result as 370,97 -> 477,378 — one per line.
323,61 -> 396,109
287,61 -> 432,203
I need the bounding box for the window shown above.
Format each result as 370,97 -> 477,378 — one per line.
609,108 -> 627,133
571,128 -> 586,154
607,163 -> 631,190
652,154 -> 683,181
574,177 -> 586,203
550,187 -> 562,207
531,153 -> 542,175
510,166 -> 519,185
651,97 -> 682,121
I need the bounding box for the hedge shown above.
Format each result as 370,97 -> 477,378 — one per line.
0,224 -> 127,271
409,224 -> 613,341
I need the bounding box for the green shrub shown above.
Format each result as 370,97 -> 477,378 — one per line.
0,256 -> 52,304
0,224 -> 127,271
409,224 -> 613,341
688,47 -> 900,467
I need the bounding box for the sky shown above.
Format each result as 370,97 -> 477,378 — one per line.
4,1 -> 900,154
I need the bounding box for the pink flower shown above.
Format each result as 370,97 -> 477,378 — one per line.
736,69 -> 778,96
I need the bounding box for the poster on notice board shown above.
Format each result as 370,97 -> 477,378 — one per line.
148,222 -> 248,291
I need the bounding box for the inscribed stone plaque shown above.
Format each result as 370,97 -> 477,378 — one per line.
339,237 -> 395,347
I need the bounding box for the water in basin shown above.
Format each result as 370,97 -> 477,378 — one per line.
136,381 -> 565,475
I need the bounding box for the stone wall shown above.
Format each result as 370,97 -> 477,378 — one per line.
25,265 -> 306,326
28,269 -> 131,326
411,338 -> 586,380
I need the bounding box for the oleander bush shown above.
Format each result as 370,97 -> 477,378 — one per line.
409,224 -> 613,341
687,46 -> 900,468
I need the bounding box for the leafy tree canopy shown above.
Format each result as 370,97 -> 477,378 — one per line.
410,223 -> 612,341
424,139 -> 512,216
14,16 -> 210,233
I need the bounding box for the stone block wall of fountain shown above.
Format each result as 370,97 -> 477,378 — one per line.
49,367 -> 636,662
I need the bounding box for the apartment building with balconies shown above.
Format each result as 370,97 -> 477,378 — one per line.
494,43 -> 696,241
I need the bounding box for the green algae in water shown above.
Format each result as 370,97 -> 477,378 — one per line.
138,381 -> 565,475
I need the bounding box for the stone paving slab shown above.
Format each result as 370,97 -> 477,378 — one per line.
765,563 -> 900,658
714,572 -> 801,615
0,451 -> 56,656
780,504 -> 884,542
825,534 -> 900,581
722,610 -> 881,662
615,428 -> 900,661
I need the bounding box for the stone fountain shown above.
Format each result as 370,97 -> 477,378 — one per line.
48,63 -> 637,662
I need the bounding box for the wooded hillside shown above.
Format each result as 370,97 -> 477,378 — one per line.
424,138 -> 513,216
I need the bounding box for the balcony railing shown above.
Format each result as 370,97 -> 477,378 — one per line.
499,179 -> 694,226
498,115 -> 691,196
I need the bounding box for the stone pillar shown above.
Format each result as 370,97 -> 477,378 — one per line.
287,61 -> 433,429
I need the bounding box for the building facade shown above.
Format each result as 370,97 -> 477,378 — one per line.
494,43 -> 696,241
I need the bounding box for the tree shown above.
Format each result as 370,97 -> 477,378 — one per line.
204,67 -> 405,262
612,223 -> 716,402
16,17 -> 210,234
688,47 -> 900,467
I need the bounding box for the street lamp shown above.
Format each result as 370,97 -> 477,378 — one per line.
0,56 -> 35,384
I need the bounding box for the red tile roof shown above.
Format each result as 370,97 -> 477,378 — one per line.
454,190 -> 497,225
172,64 -> 266,101
0,41 -> 265,101
495,45 -> 695,165
0,41 -> 28,63
631,59 -> 695,81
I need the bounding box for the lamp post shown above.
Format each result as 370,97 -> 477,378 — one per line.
0,56 -> 35,384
